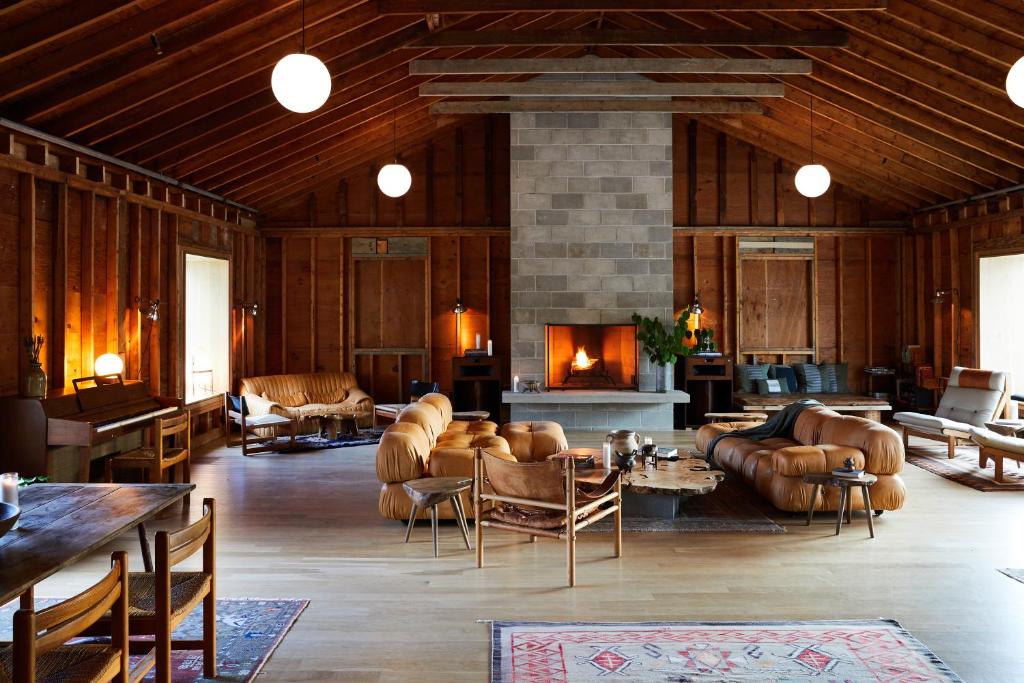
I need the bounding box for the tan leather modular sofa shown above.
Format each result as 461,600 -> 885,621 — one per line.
696,405 -> 906,513
239,372 -> 374,434
376,393 -> 568,520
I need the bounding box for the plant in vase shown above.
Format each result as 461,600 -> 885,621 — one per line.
631,312 -> 693,392
22,335 -> 46,399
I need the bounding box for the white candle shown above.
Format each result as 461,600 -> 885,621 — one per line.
487,339 -> 493,356
475,333 -> 481,349
602,443 -> 613,469
644,437 -> 653,446
513,375 -> 519,392
1,472 -> 18,530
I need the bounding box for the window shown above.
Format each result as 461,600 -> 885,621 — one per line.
978,252 -> 1024,395
185,253 -> 230,404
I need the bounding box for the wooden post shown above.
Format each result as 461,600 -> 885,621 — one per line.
51,183 -> 68,389
18,174 -> 36,395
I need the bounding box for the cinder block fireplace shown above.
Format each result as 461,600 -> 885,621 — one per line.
545,323 -> 638,391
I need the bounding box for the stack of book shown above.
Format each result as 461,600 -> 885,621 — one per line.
832,467 -> 866,480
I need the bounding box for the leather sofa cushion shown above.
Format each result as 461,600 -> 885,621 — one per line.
500,421 -> 569,462
306,388 -> 348,404
397,403 -> 445,445
429,445 -> 514,479
792,406 -> 836,445
376,423 -> 431,484
419,393 -> 453,423
694,422 -> 763,453
379,482 -> 476,521
819,416 -> 903,474
267,391 -> 307,407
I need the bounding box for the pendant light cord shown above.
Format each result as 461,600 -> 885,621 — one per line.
393,108 -> 398,162
809,95 -> 815,164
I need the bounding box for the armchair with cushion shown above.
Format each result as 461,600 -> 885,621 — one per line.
894,367 -> 1012,458
238,372 -> 374,434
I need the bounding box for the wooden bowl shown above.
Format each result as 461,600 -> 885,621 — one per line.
0,502 -> 20,539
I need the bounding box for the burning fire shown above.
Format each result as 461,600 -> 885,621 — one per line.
572,346 -> 598,371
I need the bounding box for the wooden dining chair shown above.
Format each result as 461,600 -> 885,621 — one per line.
84,498 -> 217,683
2,551 -> 130,683
106,411 -> 191,504
473,448 -> 622,587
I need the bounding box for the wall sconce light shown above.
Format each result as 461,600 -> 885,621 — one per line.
931,288 -> 959,303
453,298 -> 465,356
136,297 -> 160,322
239,302 -> 260,317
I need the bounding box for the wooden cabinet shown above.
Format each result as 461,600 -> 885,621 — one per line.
452,356 -> 502,420
676,356 -> 734,428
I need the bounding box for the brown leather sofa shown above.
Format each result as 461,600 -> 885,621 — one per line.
696,406 -> 906,513
376,394 -> 568,520
239,372 -> 373,434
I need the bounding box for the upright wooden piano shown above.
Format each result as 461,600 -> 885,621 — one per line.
0,375 -> 182,482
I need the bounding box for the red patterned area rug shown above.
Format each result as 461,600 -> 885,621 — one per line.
0,598 -> 307,682
490,620 -> 962,682
906,444 -> 1024,491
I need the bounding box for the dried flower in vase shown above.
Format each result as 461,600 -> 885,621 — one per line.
23,336 -> 44,364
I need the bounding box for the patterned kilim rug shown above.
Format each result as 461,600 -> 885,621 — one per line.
584,478 -> 786,534
998,568 -> 1024,585
293,430 -> 382,450
0,598 -> 307,682
489,620 -> 963,682
906,444 -> 1024,491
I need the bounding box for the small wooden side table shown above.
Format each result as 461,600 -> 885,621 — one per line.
403,477 -> 473,557
452,410 -> 490,421
802,472 -> 879,538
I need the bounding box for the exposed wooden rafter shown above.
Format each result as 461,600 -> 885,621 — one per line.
379,1 -> 889,13
410,57 -> 813,74
420,81 -> 786,97
410,28 -> 850,48
430,99 -> 766,113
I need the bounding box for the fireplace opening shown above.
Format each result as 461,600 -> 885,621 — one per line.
545,324 -> 639,391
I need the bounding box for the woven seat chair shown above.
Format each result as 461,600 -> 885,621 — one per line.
473,448 -> 622,587
0,552 -> 130,683
106,412 -> 191,504
84,498 -> 217,683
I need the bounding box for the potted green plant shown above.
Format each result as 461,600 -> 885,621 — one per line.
631,312 -> 693,392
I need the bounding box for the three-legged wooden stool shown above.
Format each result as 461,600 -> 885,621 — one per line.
403,477 -> 473,557
802,472 -> 879,538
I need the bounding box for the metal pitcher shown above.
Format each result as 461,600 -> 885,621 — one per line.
606,429 -> 641,457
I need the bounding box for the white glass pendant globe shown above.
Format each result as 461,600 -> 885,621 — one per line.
95,353 -> 124,376
271,53 -> 331,113
1006,56 -> 1024,108
377,163 -> 412,198
795,164 -> 831,198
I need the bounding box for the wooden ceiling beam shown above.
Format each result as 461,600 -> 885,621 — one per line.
19,1 -> 377,135
429,99 -> 766,113
885,0 -> 1021,67
150,12 -> 594,181
0,0 -> 140,62
0,0 -> 235,99
920,0 -> 1024,48
409,28 -> 849,48
419,81 -> 786,97
378,1 -> 889,12
410,57 -> 812,74
108,17 -> 429,160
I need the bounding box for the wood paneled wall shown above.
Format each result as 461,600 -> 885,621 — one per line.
905,195 -> 1024,378
670,119 -> 905,392
260,117 -> 512,402
0,135 -> 262,441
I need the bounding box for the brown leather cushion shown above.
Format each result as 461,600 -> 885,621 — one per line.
489,503 -> 567,530
694,422 -> 765,453
397,403 -> 445,445
306,388 -> 348,404
500,421 -> 569,462
379,482 -> 477,521
375,423 -> 431,483
419,393 -> 453,423
266,391 -> 307,407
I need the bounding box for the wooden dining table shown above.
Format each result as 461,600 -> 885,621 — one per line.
0,483 -> 194,608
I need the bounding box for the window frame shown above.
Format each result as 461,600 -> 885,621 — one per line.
179,245 -> 233,407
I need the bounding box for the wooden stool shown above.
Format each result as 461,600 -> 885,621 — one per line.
802,472 -> 879,538
452,410 -> 490,421
403,477 -> 473,557
704,412 -> 768,423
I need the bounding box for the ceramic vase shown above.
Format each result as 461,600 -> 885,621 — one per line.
24,361 -> 46,399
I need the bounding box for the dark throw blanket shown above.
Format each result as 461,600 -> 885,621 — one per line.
704,399 -> 823,466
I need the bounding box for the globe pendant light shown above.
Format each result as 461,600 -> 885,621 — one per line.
271,0 -> 331,113
795,97 -> 831,199
1007,56 -> 1024,108
377,110 -> 411,198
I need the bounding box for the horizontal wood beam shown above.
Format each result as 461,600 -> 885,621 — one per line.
380,1 -> 888,12
421,81 -> 785,97
409,28 -> 849,48
411,57 -> 811,74
430,99 -> 765,113
260,226 -> 512,237
674,225 -> 909,235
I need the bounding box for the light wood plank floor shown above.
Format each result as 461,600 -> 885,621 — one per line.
25,430 -> 1024,681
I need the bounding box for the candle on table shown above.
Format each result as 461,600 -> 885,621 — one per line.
475,333 -> 481,349
1,472 -> 18,530
602,443 -> 612,469
644,437 -> 653,446
513,375 -> 519,392
487,339 -> 493,356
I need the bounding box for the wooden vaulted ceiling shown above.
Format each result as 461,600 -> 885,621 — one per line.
2,0 -> 1023,218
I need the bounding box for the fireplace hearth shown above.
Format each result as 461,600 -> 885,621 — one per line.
545,324 -> 638,391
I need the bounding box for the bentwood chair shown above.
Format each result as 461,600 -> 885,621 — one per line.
473,448 -> 622,587
106,411 -> 191,504
2,552 -> 130,683
85,498 -> 217,683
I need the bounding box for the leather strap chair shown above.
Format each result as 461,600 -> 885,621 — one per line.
473,448 -> 622,587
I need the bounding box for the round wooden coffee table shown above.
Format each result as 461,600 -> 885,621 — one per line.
802,472 -> 879,538
402,477 -> 473,557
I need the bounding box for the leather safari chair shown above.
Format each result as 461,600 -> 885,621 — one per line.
696,405 -> 906,513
